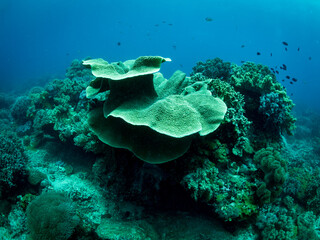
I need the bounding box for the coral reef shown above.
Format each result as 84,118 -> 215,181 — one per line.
190,57 -> 231,80
230,62 -> 296,136
0,56 -> 302,240
25,76 -> 103,153
259,92 -> 296,134
65,58 -> 94,82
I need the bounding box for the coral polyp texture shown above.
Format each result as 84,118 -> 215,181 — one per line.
84,56 -> 227,163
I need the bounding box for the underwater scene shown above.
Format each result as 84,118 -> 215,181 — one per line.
0,0 -> 320,239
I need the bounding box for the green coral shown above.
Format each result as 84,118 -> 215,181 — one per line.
256,205 -> 297,240
26,191 -> 80,240
297,211 -> 320,240
0,133 -> 27,189
85,56 -> 227,163
190,57 -> 231,80
230,62 -> 296,136
182,73 -> 253,157
181,158 -> 258,221
65,58 -> 94,81
254,147 -> 288,202
230,62 -> 280,94
25,76 -> 103,153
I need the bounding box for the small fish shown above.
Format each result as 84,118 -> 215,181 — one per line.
286,76 -> 290,79
270,53 -> 272,57
276,70 -> 279,74
241,60 -> 245,63
172,45 -> 176,50
282,64 -> 287,70
285,47 -> 288,51
117,42 -> 121,46
282,79 -> 285,82
205,17 -> 213,22
257,52 -> 261,55
291,93 -> 293,96
241,45 -> 245,48
290,81 -> 293,84
292,77 -> 298,82
309,57 -> 312,60
162,21 -> 166,23
168,23 -> 173,26
297,47 -> 300,51
282,41 -> 288,46
154,24 -> 159,27
179,64 -> 183,68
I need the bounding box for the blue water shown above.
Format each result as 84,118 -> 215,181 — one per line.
1,0 -> 319,111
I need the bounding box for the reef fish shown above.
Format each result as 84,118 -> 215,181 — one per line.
282,41 -> 288,46
205,17 -> 213,22
280,64 -> 287,70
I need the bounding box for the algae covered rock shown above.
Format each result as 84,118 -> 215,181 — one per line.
96,218 -> 159,240
85,56 -> 227,163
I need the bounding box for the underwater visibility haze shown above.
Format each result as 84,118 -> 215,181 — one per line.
0,0 -> 320,239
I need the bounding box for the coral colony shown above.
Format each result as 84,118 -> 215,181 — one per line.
1,56 -> 320,240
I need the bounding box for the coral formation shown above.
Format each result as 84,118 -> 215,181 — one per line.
256,204 -> 296,240
230,62 -> 296,136
0,133 -> 27,189
10,96 -> 31,124
26,191 -> 80,240
190,57 -> 231,80
84,56 -> 227,163
254,147 -> 287,202
0,56 -> 301,240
